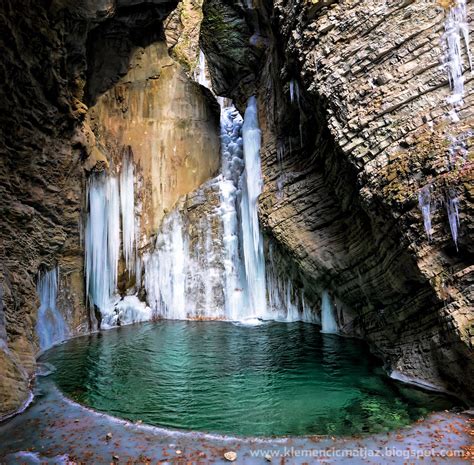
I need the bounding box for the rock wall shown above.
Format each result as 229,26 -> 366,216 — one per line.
0,0 -> 89,419
87,41 -> 220,240
201,0 -> 474,401
0,0 -> 184,419
165,0 -> 205,73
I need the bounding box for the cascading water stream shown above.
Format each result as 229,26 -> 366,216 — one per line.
218,106 -> 247,320
144,98 -> 268,321
36,268 -> 68,351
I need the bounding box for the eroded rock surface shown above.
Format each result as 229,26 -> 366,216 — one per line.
0,0 -> 179,418
88,41 -> 220,238
200,0 -> 474,400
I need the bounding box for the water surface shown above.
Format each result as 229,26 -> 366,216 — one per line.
43,321 -> 459,436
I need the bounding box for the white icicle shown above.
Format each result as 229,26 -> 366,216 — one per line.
446,193 -> 461,248
321,290 -> 338,334
240,96 -> 267,317
444,0 -> 473,105
85,173 -> 120,315
120,152 -> 136,273
418,185 -> 433,241
265,244 -> 319,323
36,267 -> 68,351
107,177 -> 120,298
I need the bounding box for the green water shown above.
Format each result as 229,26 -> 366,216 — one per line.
43,321 -> 459,437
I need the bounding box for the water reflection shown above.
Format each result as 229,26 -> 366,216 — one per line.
44,321 -> 461,436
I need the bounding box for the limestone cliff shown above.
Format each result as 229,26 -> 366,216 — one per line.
88,41 -> 220,239
200,0 -> 474,400
0,0 -> 94,419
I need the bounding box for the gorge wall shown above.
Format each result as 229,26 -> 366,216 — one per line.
200,0 -> 473,400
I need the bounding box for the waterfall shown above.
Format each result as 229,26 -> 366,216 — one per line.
240,96 -> 268,317
141,98 -> 320,323
120,152 -> 136,274
219,107 -> 247,320
85,173 -> 120,315
36,268 -> 68,351
142,97 -> 320,324
321,290 -> 338,334
418,185 -> 432,241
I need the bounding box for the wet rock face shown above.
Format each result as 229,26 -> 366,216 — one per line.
200,0 -> 259,98
201,0 -> 473,400
88,40 -> 221,239
0,0 -> 178,418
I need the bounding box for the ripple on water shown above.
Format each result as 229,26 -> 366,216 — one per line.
42,321 -> 461,437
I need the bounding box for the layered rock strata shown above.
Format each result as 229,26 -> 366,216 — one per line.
200,0 -> 474,400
